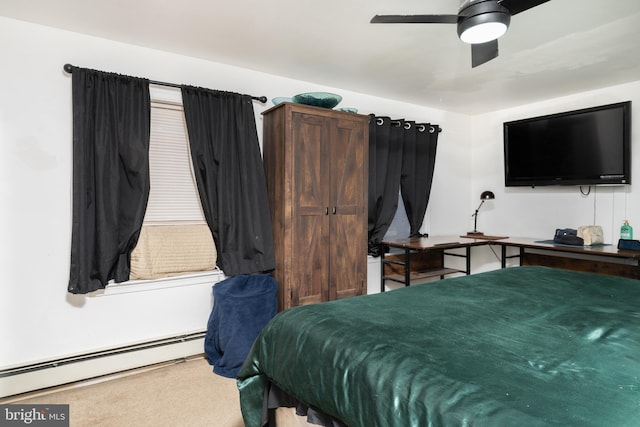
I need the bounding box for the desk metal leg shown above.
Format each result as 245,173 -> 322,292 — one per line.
380,250 -> 386,293
404,247 -> 411,287
465,246 -> 471,275
500,244 -> 524,268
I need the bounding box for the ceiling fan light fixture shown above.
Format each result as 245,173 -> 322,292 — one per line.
457,0 -> 511,44
460,20 -> 508,44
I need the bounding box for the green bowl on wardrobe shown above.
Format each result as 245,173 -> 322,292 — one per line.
292,92 -> 342,109
272,97 -> 292,105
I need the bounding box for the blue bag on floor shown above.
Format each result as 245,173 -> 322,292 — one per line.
204,274 -> 278,378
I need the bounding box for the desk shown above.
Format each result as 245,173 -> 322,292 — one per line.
499,237 -> 640,279
380,236 -> 489,292
381,236 -> 640,292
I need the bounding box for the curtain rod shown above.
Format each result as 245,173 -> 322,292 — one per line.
63,64 -> 268,103
377,118 -> 442,133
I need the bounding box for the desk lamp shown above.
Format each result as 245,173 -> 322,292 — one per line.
467,191 -> 495,236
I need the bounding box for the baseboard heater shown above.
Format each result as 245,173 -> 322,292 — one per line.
0,331 -> 206,399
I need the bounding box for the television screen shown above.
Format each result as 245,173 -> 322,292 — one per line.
504,101 -> 631,187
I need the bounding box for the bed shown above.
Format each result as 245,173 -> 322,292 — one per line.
237,266 -> 640,427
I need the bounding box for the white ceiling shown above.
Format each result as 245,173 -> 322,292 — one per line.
3,0 -> 640,114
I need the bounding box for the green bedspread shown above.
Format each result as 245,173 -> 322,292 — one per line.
237,266 -> 640,426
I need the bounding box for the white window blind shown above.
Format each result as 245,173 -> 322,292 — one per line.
144,99 -> 206,225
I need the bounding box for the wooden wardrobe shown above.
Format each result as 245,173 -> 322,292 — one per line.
262,102 -> 369,310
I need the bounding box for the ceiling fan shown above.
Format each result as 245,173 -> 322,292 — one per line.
371,0 -> 550,67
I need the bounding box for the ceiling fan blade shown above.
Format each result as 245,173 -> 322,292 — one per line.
370,15 -> 458,24
498,0 -> 550,15
471,40 -> 499,68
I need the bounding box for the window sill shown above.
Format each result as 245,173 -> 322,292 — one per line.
94,269 -> 226,297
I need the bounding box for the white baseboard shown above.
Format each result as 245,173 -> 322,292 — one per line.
0,332 -> 206,399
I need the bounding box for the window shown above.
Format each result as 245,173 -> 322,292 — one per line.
69,71 -> 268,295
383,191 -> 411,243
128,86 -> 217,281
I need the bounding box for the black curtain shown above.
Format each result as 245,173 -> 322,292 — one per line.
401,121 -> 439,237
367,117 -> 439,255
367,116 -> 404,256
68,68 -> 150,294
181,86 -> 275,276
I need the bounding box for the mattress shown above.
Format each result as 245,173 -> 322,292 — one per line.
237,266 -> 640,427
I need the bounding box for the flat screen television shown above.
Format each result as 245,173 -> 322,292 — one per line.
504,101 -> 632,187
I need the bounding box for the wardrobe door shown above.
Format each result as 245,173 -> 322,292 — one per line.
290,112 -> 330,306
329,116 -> 368,300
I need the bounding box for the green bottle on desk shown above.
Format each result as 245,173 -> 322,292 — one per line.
620,220 -> 633,240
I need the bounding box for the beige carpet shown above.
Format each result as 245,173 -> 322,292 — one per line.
4,356 -> 313,427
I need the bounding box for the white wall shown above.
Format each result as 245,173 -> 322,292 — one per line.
0,17 -> 470,371
468,81 -> 640,271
